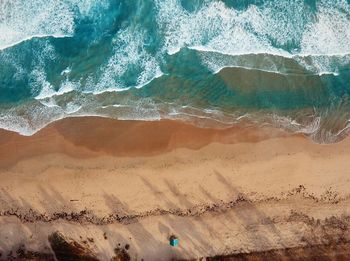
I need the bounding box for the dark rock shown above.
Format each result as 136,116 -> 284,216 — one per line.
48,232 -> 99,261
111,247 -> 130,261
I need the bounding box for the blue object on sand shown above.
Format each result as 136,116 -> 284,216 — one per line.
170,236 -> 179,247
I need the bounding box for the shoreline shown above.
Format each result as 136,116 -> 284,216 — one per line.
0,116 -> 290,169
1,116 -> 350,260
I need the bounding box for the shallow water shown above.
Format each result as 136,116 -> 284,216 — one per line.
0,0 -> 350,142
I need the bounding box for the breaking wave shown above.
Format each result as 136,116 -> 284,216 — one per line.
1,0 -> 350,142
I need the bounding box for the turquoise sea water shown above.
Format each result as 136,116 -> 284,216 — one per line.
1,0 -> 350,142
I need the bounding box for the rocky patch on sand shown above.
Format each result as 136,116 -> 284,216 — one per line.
0,232 -> 131,261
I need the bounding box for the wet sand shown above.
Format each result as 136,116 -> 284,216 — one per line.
0,117 -> 350,260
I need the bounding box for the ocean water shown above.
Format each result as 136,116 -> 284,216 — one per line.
1,0 -> 350,142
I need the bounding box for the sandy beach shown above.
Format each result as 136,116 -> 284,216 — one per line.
2,0 -> 350,260
1,117 -> 350,260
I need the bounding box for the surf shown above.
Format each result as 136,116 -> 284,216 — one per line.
0,0 -> 350,143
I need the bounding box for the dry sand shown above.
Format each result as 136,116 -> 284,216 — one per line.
0,117 -> 350,260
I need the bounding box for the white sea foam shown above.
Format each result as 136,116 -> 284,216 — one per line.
31,69 -> 54,99
294,54 -> 350,76
197,51 -> 290,75
1,0 -> 350,140
0,90 -> 90,136
0,94 -> 344,144
34,66 -> 79,100
301,0 -> 350,55
272,114 -> 321,135
116,98 -> 161,121
156,0 -> 350,74
65,101 -> 82,114
198,49 -> 349,76
0,34 -> 70,51
61,67 -> 72,76
157,0 -> 350,56
155,0 -> 291,56
35,78 -> 79,100
92,28 -> 162,93
0,102 -> 65,136
0,0 -> 74,50
0,0 -> 110,51
38,98 -> 60,108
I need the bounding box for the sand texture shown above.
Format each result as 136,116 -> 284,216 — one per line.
0,117 -> 350,260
